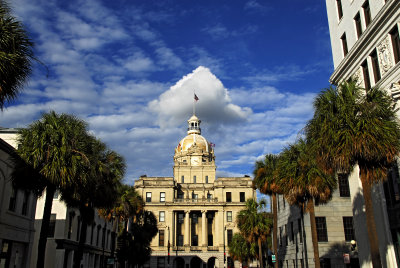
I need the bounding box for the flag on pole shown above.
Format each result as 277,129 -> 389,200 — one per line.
194,93 -> 199,101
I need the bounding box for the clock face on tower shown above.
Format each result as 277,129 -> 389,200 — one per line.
191,156 -> 200,166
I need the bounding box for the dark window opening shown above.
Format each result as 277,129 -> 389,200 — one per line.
336,0 -> 343,20
226,192 -> 232,202
362,60 -> 371,90
298,219 -> 303,243
343,217 -> 356,241
362,1 -> 371,27
227,230 -> 233,246
370,50 -> 381,83
21,191 -> 30,216
181,175 -> 184,183
8,187 -> 17,212
48,214 -> 57,238
205,175 -> 208,183
240,192 -> 245,202
316,217 -> 328,242
354,13 -> 362,39
338,173 -> 350,197
159,230 -> 165,246
391,26 -> 400,64
341,33 -> 348,57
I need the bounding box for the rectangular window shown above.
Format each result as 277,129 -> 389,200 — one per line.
279,226 -> 283,246
227,229 -> 233,246
177,235 -> 184,246
298,219 -> 303,243
146,192 -> 152,202
343,217 -> 356,241
362,1 -> 371,27
278,195 -> 280,211
21,191 -> 30,216
157,257 -> 165,268
193,175 -> 196,183
316,217 -> 328,242
159,230 -> 165,246
290,222 -> 294,242
354,13 -> 362,39
391,26 -> 400,64
159,211 -> 165,222
192,234 -> 198,246
205,175 -> 208,183
285,224 -> 288,245
227,211 -> 232,222
283,197 -> 286,208
370,50 -> 381,83
181,175 -> 184,183
362,60 -> 371,90
48,214 -> 57,237
341,33 -> 348,57
76,217 -> 81,241
96,225 -> 101,246
338,174 -> 350,197
160,192 -> 165,202
226,192 -> 232,202
336,0 -> 343,20
207,193 -> 212,200
240,192 -> 245,202
8,187 -> 17,212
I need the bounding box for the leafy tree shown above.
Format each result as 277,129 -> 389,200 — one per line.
253,154 -> 281,268
12,111 -> 90,268
228,233 -> 257,265
306,81 -> 400,267
99,184 -> 144,259
237,198 -> 272,268
117,210 -> 158,267
0,0 -> 34,109
277,139 -> 336,268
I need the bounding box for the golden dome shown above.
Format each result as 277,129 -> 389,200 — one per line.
176,134 -> 210,153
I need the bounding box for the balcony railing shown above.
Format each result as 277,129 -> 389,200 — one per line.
174,197 -> 219,203
207,246 -> 219,251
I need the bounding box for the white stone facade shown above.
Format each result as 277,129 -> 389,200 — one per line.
0,134 -> 37,268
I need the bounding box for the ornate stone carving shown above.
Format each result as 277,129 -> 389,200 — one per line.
377,35 -> 394,75
352,67 -> 364,87
390,83 -> 400,102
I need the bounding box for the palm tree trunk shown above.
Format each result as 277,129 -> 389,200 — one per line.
36,185 -> 56,268
258,237 -> 264,268
359,165 -> 382,268
73,207 -> 89,268
300,208 -> 309,268
307,199 -> 320,268
272,193 -> 278,268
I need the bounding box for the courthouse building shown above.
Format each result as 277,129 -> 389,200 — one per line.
134,114 -> 255,268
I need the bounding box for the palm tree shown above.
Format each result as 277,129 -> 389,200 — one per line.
0,0 -> 34,109
237,198 -> 272,268
253,154 -> 281,268
60,136 -> 125,268
12,111 -> 90,268
228,233 -> 257,265
306,81 -> 400,267
277,139 -> 336,268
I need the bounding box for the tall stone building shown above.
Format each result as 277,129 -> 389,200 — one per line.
134,114 -> 255,268
325,0 -> 400,267
276,1 -> 400,267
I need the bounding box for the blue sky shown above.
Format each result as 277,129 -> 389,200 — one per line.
4,0 -> 333,184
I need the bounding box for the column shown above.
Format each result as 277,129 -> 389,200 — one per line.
184,210 -> 190,246
202,210 -> 207,247
215,210 -> 221,247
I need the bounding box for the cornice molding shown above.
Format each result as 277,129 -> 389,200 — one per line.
330,0 -> 400,84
